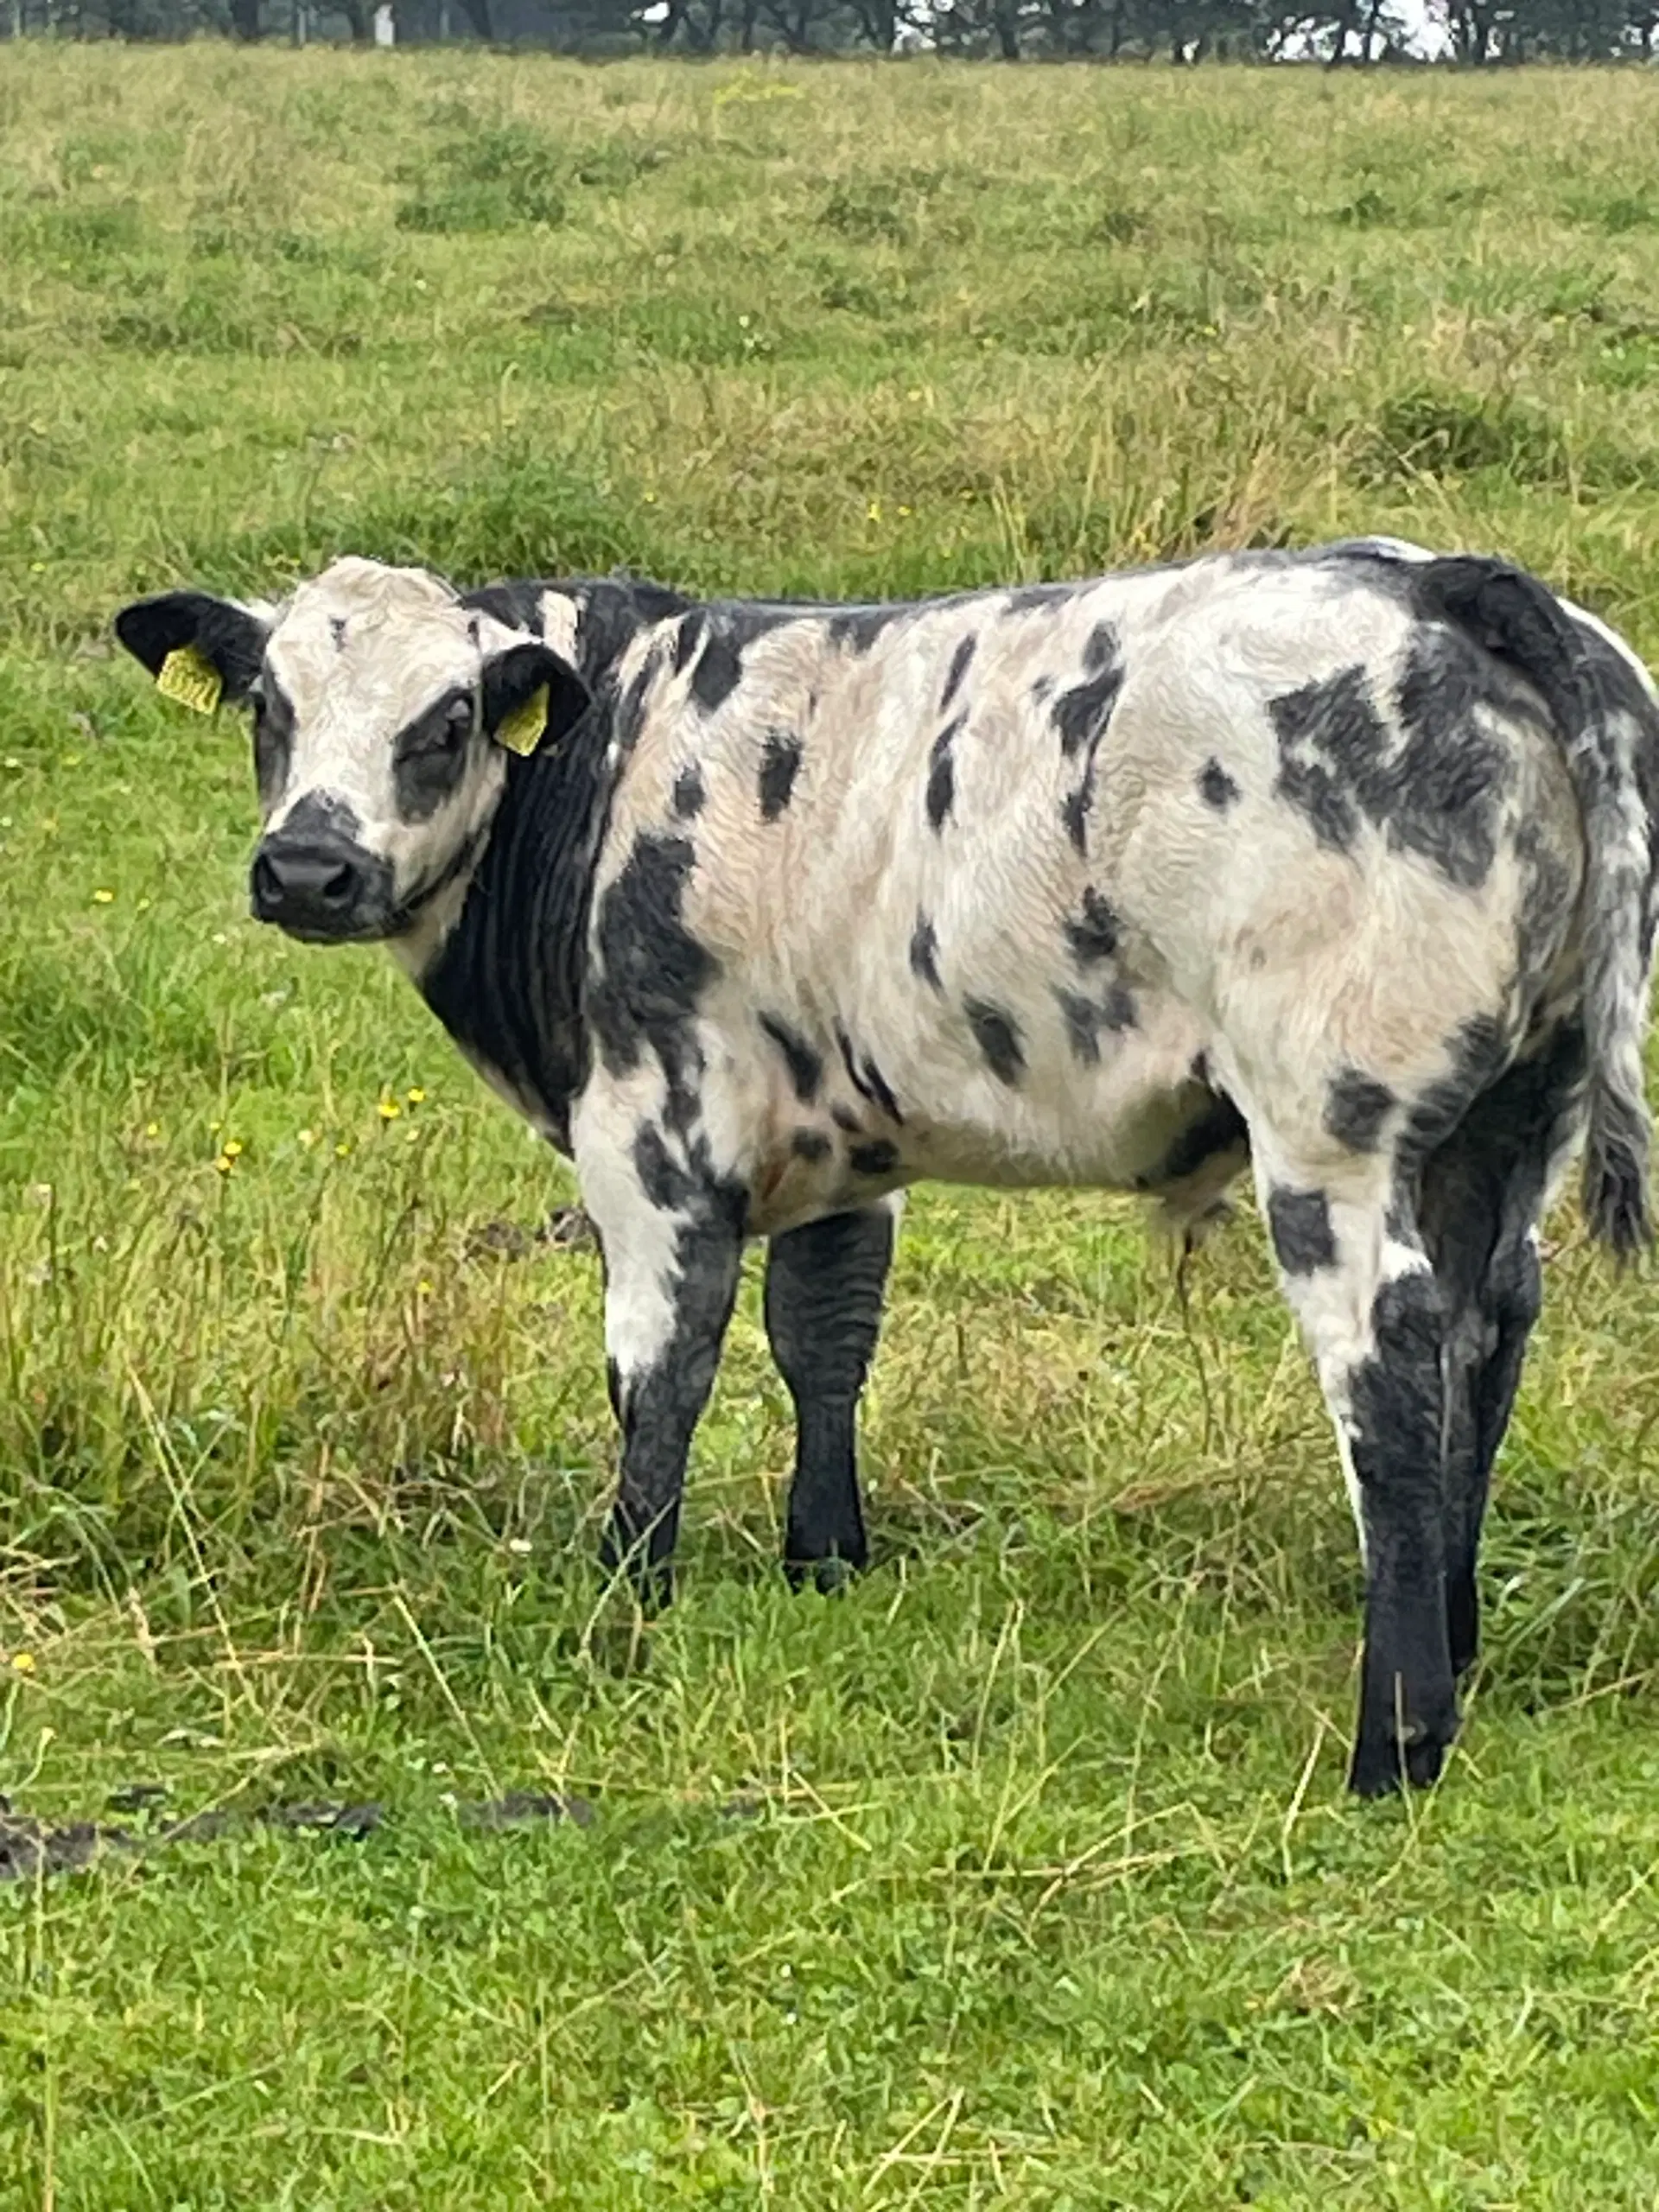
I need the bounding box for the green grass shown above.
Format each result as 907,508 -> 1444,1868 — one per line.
4,44 -> 1659,2209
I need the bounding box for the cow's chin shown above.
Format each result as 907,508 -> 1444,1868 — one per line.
247,886 -> 404,947
257,909 -> 401,948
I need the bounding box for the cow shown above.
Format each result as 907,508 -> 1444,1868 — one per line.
115,538 -> 1659,1796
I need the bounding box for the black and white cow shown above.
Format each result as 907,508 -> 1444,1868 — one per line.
115,540 -> 1659,1795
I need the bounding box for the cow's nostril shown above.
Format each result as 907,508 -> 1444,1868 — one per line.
318,863 -> 358,907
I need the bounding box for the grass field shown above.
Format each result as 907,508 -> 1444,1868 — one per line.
4,42 -> 1659,2208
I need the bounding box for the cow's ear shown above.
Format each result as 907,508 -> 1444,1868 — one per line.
114,590 -> 270,712
481,641 -> 591,760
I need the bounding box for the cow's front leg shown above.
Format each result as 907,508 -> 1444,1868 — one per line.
580,1124 -> 747,1608
764,1198 -> 899,1592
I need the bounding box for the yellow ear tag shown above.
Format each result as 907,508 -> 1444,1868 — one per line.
156,645 -> 223,715
495,683 -> 549,758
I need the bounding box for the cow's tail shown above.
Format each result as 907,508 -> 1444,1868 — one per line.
1414,555 -> 1656,1259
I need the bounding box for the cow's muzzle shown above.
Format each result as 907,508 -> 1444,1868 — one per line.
250,831 -> 395,944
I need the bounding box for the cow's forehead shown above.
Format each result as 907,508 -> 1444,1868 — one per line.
267,558 -> 476,721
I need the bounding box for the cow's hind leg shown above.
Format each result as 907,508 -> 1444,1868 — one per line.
1417,1033 -> 1582,1682
764,1199 -> 898,1591
1256,1147 -> 1457,1796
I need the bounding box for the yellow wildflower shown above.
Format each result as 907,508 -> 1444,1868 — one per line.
406,1087 -> 426,1105
378,1098 -> 401,1121
92,887 -> 114,904
10,1651 -> 35,1675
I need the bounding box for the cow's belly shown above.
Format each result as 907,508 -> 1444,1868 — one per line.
742,989 -> 1217,1237
904,1013 -> 1211,1190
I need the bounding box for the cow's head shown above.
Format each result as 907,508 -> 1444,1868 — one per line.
115,556 -> 590,944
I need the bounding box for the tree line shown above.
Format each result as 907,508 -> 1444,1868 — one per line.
5,0 -> 1658,63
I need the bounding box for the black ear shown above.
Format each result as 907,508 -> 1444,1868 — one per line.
114,590 -> 269,704
481,641 -> 592,759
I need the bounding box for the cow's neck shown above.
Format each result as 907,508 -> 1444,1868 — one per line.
412,686 -> 620,1155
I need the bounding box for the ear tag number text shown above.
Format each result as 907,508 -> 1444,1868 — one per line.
156,646 -> 223,715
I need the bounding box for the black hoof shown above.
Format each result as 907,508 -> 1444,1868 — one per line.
783,1549 -> 863,1595
1348,1739 -> 1402,1799
1407,1732 -> 1447,1789
1348,1717 -> 1455,1798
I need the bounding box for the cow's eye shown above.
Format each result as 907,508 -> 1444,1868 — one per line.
413,698 -> 471,753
